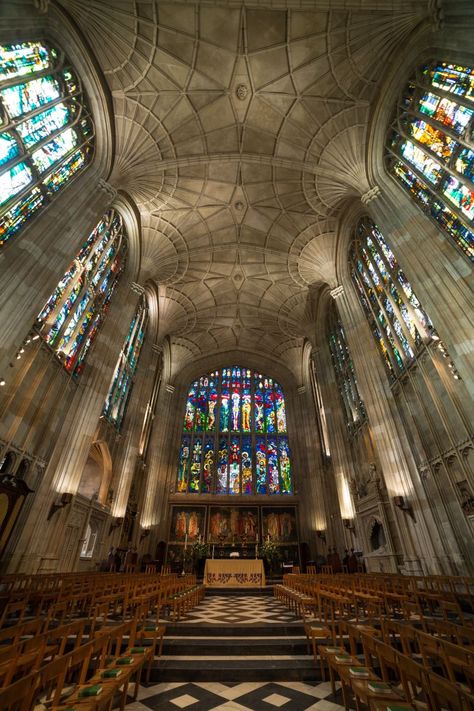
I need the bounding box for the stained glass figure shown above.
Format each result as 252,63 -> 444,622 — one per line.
184,382 -> 197,431
241,436 -> 253,494
207,372 -> 218,432
229,436 -> 240,494
256,437 -> 267,495
387,61 -> 474,261
177,367 -> 292,495
254,373 -> 265,433
267,438 -> 280,494
220,369 -> 230,433
279,437 -> 292,494
103,296 -> 147,429
177,437 -> 191,493
0,42 -> 94,246
35,208 -> 127,377
351,217 -> 436,379
328,303 -> 366,432
195,377 -> 207,432
189,438 -> 202,492
202,437 -> 214,493
231,367 -> 241,431
217,437 -> 228,494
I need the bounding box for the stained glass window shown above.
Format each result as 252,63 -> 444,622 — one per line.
0,41 -> 94,247
34,208 -> 127,376
176,367 -> 293,495
103,296 -> 147,429
328,306 -> 366,432
386,61 -> 474,261
351,216 -> 436,379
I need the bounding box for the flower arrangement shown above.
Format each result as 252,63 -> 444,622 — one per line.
258,539 -> 281,565
190,541 -> 210,560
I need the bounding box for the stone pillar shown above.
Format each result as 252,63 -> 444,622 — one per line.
332,282 -> 443,574
0,173 -> 114,381
363,180 -> 474,400
6,278 -> 136,573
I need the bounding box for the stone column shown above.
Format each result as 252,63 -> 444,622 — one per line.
363,181 -> 474,400
332,282 -> 443,574
7,278 -> 136,572
0,174 -> 115,381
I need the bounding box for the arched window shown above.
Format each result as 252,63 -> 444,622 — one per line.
386,61 -> 474,261
350,216 -> 435,379
0,41 -> 94,246
103,296 -> 147,429
177,367 -> 292,496
328,306 -> 366,432
35,208 -> 127,376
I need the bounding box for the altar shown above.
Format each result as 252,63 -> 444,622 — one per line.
204,558 -> 266,587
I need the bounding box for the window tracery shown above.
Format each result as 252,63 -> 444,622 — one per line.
386,61 -> 474,261
35,208 -> 127,376
0,41 -> 94,246
328,306 -> 366,432
350,216 -> 435,379
103,296 -> 147,429
177,367 -> 292,496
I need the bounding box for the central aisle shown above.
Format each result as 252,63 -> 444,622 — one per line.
127,590 -> 346,710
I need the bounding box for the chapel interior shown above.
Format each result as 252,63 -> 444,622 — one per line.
0,0 -> 473,708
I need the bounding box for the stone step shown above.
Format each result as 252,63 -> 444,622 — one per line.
204,586 -> 274,596
163,637 -> 308,656
163,623 -> 305,637
150,658 -> 319,683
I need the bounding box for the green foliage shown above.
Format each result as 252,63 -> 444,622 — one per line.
190,541 -> 210,560
258,540 -> 281,563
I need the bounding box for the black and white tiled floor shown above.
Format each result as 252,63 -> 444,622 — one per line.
128,681 -> 345,710
128,593 -> 346,710
165,596 -> 299,625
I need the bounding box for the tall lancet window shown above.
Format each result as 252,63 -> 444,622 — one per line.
328,306 -> 366,432
35,208 -> 127,376
350,216 -> 435,379
177,367 -> 292,496
0,41 -> 94,246
103,296 -> 147,429
386,61 -> 474,261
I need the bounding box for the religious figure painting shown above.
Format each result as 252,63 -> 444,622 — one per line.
208,506 -> 259,542
261,506 -> 297,542
169,506 -> 206,542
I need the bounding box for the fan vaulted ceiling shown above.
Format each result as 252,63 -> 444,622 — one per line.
58,0 -> 431,377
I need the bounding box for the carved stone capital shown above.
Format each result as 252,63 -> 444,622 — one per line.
166,384 -> 175,394
429,0 -> 444,31
97,178 -> 117,202
361,185 -> 381,205
152,344 -> 163,356
297,385 -> 306,395
33,0 -> 49,12
330,285 -> 344,300
130,282 -> 145,296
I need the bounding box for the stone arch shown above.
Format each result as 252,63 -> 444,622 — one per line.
368,517 -> 387,552
0,452 -> 16,475
77,441 -> 113,505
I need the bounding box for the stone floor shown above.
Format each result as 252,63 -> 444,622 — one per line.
128,680 -> 345,711
164,595 -> 300,625
126,592 -> 346,710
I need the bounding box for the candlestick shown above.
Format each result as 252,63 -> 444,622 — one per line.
212,544 -> 215,559
184,533 -> 188,550
256,533 -> 259,543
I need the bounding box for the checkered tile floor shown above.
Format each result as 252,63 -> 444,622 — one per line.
130,681 -> 346,710
162,596 -> 300,625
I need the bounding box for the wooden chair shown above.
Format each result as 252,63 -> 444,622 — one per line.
0,672 -> 37,711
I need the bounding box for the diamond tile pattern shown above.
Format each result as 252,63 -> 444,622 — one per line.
136,681 -> 346,710
162,596 -> 300,625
